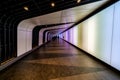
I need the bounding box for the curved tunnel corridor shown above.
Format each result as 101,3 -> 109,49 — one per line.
0,0 -> 120,80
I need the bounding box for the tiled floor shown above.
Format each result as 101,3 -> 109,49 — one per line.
0,38 -> 120,80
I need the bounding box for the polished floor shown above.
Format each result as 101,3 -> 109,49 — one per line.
0,38 -> 120,80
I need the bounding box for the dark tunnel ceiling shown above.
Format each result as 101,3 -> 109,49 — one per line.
0,0 -> 102,20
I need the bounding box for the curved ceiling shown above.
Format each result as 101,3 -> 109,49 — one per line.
0,0 -> 117,32
18,0 -> 109,31
0,0 -> 104,20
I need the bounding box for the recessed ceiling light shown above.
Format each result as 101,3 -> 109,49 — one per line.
24,6 -> 29,11
77,0 -> 81,3
51,2 -> 55,7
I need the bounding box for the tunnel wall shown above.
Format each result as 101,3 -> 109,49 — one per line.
17,20 -> 36,56
60,1 -> 120,71
17,28 -> 32,56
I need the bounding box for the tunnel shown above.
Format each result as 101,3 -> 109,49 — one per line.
0,0 -> 120,80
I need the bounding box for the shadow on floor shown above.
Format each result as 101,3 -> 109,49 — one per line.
0,62 -> 106,80
21,53 -> 79,60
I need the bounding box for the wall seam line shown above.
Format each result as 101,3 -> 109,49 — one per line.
110,4 -> 115,65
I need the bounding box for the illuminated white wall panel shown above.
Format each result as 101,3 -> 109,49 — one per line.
82,21 -> 88,52
111,1 -> 120,70
84,16 -> 97,56
76,24 -> 83,49
61,1 -> 120,71
68,29 -> 73,43
94,4 -> 114,64
17,26 -> 33,56
17,30 -> 27,56
65,31 -> 69,41
81,4 -> 114,64
73,26 -> 78,46
26,31 -> 32,51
